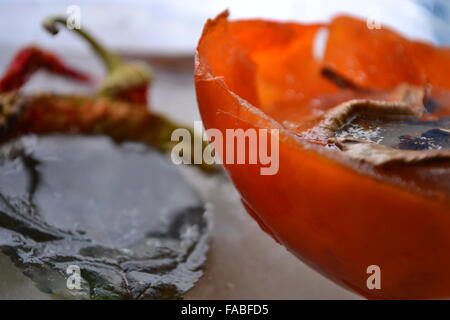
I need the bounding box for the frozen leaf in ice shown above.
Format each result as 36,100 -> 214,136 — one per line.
0,135 -> 211,299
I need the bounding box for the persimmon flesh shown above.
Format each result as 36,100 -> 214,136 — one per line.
195,11 -> 450,299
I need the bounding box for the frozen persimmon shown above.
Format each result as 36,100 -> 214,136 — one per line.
195,11 -> 450,299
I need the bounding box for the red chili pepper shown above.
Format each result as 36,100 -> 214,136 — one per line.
0,46 -> 90,93
43,16 -> 152,105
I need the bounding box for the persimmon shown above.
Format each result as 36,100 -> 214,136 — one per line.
195,11 -> 450,299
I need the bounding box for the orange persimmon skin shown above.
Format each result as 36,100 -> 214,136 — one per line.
195,12 -> 450,299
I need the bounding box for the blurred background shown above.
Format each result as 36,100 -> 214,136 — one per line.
0,0 -> 449,299
1,0 -> 450,53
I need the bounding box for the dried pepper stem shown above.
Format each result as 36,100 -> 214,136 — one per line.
43,16 -> 151,104
0,92 -> 218,174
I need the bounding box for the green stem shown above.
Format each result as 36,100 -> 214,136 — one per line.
42,16 -> 122,73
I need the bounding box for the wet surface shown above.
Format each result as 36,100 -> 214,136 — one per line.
0,135 -> 210,299
335,116 -> 450,196
336,117 -> 450,150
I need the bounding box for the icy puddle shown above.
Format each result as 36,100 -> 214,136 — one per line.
336,117 -> 450,151
0,134 -> 210,299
